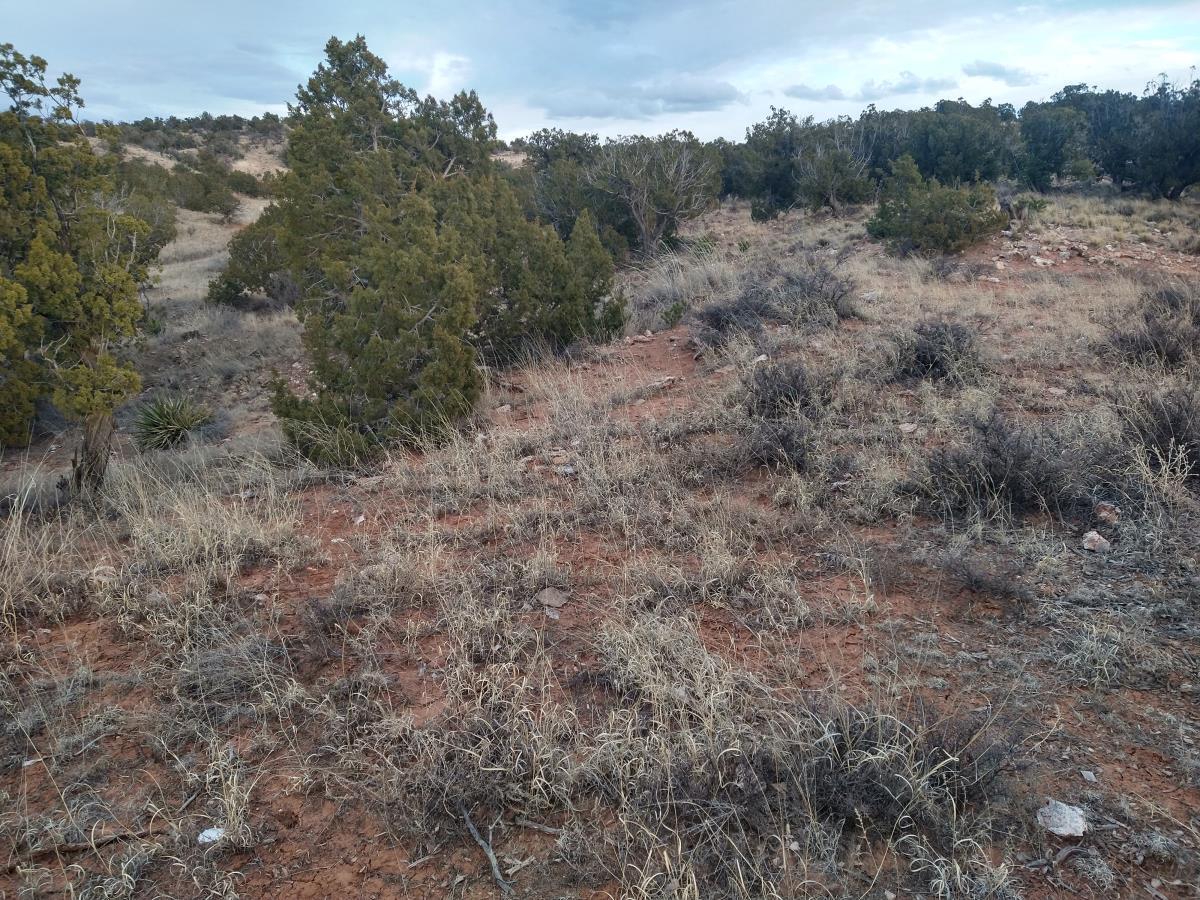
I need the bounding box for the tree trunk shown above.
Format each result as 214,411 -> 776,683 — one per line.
72,411 -> 115,495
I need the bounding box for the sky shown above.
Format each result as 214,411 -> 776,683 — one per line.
6,1 -> 1199,139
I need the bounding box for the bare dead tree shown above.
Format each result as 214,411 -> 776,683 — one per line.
588,131 -> 718,252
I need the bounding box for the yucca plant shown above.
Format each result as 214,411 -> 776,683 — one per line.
133,396 -> 213,451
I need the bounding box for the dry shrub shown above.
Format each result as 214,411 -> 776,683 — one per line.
691,254 -> 856,347
892,321 -> 982,385
742,360 -> 825,419
1118,382 -> 1200,486
1108,281 -> 1200,368
924,412 -> 1068,523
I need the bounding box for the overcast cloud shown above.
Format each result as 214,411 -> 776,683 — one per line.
6,1 -> 1198,138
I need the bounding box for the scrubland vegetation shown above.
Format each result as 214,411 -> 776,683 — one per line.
2,32 -> 1200,900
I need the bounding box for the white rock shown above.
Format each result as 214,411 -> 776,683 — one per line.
1082,531 -> 1111,553
534,587 -> 569,609
1081,770 -> 1098,783
898,423 -> 919,434
198,826 -> 226,845
1036,799 -> 1088,837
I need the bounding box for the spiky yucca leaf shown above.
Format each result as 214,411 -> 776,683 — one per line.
133,396 -> 213,451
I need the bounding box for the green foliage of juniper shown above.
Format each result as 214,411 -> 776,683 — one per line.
1,43 -> 159,489
258,36 -> 615,459
867,155 -> 1007,254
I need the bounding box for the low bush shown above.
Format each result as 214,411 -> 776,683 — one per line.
691,255 -> 856,346
925,412 -> 1067,522
132,397 -> 214,451
868,156 -> 1007,254
743,417 -> 812,471
1108,281 -> 1200,368
1119,383 -> 1200,484
743,361 -> 822,418
892,321 -> 981,384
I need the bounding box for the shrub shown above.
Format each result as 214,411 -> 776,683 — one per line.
206,274 -> 248,307
691,255 -> 856,346
925,412 -> 1067,522
743,418 -> 812,471
691,290 -> 775,346
132,396 -> 214,451
1119,383 -> 1200,484
1108,282 -> 1200,367
868,156 -> 1007,254
743,361 -> 823,418
892,321 -> 981,384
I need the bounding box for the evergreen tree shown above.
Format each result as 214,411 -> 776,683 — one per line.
868,155 -> 1006,254
1,44 -> 156,490
263,36 -> 615,460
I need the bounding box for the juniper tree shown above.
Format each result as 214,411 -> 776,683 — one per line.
263,36 -> 618,460
1,44 -> 156,490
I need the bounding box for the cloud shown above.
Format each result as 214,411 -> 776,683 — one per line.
855,70 -> 958,101
426,52 -> 471,98
535,76 -> 744,120
783,83 -> 846,101
7,0 -> 1198,135
962,59 -> 1037,87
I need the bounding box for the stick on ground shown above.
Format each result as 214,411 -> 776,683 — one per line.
459,803 -> 514,895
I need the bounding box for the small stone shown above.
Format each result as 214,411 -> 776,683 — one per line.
898,422 -> 919,434
1082,531 -> 1111,553
1095,501 -> 1121,525
554,464 -> 577,477
1032,256 -> 1054,267
752,354 -> 768,364
1047,387 -> 1067,397
534,587 -> 569,609
1036,798 -> 1088,837
1081,770 -> 1098,783
198,826 -> 226,845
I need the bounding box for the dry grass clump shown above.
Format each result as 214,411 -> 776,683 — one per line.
0,493 -> 97,631
624,249 -> 738,332
1052,614 -> 1180,689
1044,193 -> 1200,247
690,253 -> 857,347
1107,280 -> 1200,368
101,453 -> 310,580
890,321 -> 983,385
923,412 -> 1071,524
586,613 -> 1014,898
318,587 -> 1016,897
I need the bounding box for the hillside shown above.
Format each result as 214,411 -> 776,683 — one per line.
3,187 -> 1199,897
